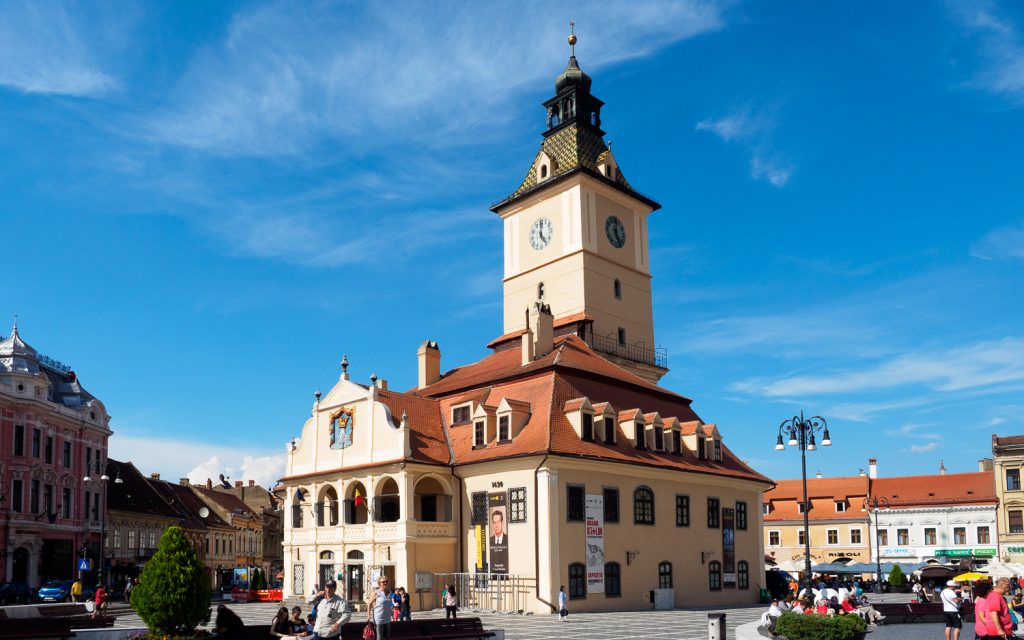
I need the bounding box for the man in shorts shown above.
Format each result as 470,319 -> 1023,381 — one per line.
940,579 -> 962,640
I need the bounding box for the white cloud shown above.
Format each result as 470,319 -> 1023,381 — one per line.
0,1 -> 121,97
695,108 -> 794,187
734,337 -> 1024,397
949,4 -> 1024,101
972,221 -> 1024,260
907,442 -> 942,453
142,1 -> 727,156
110,433 -> 287,488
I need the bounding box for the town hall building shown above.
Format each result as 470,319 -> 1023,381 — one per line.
279,36 -> 772,613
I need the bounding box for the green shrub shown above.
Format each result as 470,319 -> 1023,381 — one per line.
130,526 -> 212,635
775,612 -> 868,640
888,563 -> 905,588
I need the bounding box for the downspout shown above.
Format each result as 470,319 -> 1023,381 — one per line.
439,407 -> 464,572
533,414 -> 555,612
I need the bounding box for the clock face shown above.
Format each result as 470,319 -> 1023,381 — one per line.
530,217 -> 554,250
605,215 -> 626,248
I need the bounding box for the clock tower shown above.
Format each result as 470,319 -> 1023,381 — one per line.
490,33 -> 667,383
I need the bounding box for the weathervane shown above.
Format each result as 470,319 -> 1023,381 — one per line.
568,21 -> 577,56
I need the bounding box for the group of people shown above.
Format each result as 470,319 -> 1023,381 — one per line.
69,578 -> 109,619
942,577 -> 1017,640
291,576 -> 423,640
760,588 -> 885,636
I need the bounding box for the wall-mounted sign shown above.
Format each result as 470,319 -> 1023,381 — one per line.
973,548 -> 997,557
585,494 -> 605,593
934,549 -> 972,557
880,547 -> 916,557
1007,547 -> 1024,554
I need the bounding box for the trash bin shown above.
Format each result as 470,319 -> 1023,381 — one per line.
707,612 -> 726,640
759,587 -> 769,604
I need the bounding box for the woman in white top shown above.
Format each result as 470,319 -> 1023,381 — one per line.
558,586 -> 568,622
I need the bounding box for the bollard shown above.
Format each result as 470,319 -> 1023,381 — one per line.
707,612 -> 726,640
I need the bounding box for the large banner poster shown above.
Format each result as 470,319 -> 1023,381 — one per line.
722,507 -> 736,587
488,492 -> 509,574
585,494 -> 605,593
475,524 -> 487,571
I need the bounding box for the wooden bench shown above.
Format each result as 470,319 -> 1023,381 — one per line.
0,618 -> 74,640
872,601 -> 975,624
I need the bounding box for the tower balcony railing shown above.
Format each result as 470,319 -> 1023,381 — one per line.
586,333 -> 668,369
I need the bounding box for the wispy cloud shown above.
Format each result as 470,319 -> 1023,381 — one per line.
0,1 -> 123,97
695,108 -> 794,186
972,220 -> 1024,260
884,423 -> 940,439
906,442 -> 942,454
733,337 -> 1024,397
948,2 -> 1024,102
141,1 -> 727,156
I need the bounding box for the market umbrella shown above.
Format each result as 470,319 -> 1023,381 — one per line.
953,572 -> 987,582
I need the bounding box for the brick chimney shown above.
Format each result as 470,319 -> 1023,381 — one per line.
522,302 -> 553,365
868,458 -> 878,479
235,480 -> 243,488
150,473 -> 160,480
979,458 -> 994,472
249,480 -> 255,487
206,478 -> 213,489
179,478 -> 190,486
417,340 -> 441,388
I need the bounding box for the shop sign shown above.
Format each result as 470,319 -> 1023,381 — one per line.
934,549 -> 972,557
881,547 -> 915,557
973,548 -> 997,557
1007,547 -> 1024,553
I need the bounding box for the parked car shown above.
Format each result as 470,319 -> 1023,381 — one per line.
0,581 -> 36,605
38,580 -> 74,602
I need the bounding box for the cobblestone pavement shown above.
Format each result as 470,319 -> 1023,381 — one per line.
113,592 -> 922,640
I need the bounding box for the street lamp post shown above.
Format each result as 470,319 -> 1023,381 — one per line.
863,495 -> 889,593
775,412 -> 832,597
83,461 -> 122,587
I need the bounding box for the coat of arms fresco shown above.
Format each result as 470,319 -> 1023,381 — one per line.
329,406 -> 355,449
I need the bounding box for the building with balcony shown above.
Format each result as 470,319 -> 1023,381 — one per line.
0,322 -> 112,587
279,39 -> 772,615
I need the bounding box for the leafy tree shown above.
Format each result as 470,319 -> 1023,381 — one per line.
131,526 -> 211,635
888,563 -> 906,588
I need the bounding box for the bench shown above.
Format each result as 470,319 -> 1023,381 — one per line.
872,601 -> 975,624
0,618 -> 74,640
337,618 -> 495,640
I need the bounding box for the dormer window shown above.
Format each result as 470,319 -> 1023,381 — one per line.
653,428 -> 664,451
763,503 -> 771,515
713,440 -> 722,461
635,422 -> 646,450
798,502 -> 808,514
697,436 -> 706,460
452,405 -> 471,425
474,420 -> 485,447
835,501 -> 847,513
582,412 -> 594,442
603,416 -> 616,444
498,415 -> 511,442
540,165 -> 548,179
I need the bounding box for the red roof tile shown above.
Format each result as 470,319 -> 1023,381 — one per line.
486,312 -> 594,349
563,397 -> 589,412
871,472 -> 996,507
764,476 -> 871,522
377,389 -> 450,465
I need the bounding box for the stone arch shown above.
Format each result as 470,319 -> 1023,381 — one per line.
374,476 -> 400,523
413,475 -> 452,522
317,484 -> 339,527
344,480 -> 369,525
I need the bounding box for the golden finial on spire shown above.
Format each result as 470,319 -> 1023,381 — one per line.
568,20 -> 577,54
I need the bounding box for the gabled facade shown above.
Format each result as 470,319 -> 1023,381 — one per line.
280,37 -> 772,614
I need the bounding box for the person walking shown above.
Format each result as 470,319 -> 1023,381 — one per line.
974,581 -> 992,640
558,585 -> 568,622
366,575 -> 394,640
71,579 -> 82,604
306,580 -> 352,640
940,580 -> 962,640
91,585 -> 108,619
983,577 -> 1013,640
124,577 -> 135,605
443,584 -> 458,619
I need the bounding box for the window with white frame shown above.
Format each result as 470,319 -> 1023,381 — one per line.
827,529 -> 839,545
978,526 -> 991,544
835,501 -> 847,512
850,528 -> 862,544
798,530 -> 806,546
769,530 -> 781,546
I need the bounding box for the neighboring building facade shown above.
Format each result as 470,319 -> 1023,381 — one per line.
105,460 -> 181,585
193,482 -> 269,581
993,435 -> 1024,563
763,476 -> 872,568
210,479 -> 284,581
0,323 -> 113,586
280,43 -> 772,614
869,471 -> 998,568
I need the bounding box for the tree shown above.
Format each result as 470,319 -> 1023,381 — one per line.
888,563 -> 906,588
131,526 -> 211,635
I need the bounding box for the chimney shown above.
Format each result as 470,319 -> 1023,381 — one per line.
979,458 -> 994,472
179,478 -> 190,486
815,471 -> 823,479
417,340 -> 441,388
939,460 -> 946,475
522,302 -> 554,365
206,478 -> 213,489
235,480 -> 243,488
379,379 -> 388,390
868,458 -> 878,479
150,473 -> 160,480
858,468 -> 866,477
249,480 -> 255,487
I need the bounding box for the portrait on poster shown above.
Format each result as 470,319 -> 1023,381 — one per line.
488,492 -> 509,574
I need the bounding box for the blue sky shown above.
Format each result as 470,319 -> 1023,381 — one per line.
1,1 -> 1022,487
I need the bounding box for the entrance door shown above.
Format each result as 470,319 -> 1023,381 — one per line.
293,564 -> 305,597
347,564 -> 363,601
384,565 -> 396,590
12,547 -> 28,583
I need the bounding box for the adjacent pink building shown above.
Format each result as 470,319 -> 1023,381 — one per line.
0,322 -> 112,586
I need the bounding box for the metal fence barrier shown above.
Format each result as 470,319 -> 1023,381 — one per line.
432,573 -> 536,613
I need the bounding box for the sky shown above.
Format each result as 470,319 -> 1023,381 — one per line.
1,1 -> 1022,488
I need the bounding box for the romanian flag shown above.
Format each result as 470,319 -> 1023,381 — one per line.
354,488 -> 365,508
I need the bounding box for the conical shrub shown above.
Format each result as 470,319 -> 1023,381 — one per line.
131,526 -> 211,634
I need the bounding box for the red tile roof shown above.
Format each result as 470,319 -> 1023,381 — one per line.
377,389 -> 450,465
485,312 -> 594,349
870,472 -> 996,507
767,476 -> 870,501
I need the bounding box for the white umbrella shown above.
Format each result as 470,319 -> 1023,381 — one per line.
983,560 -> 1016,578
